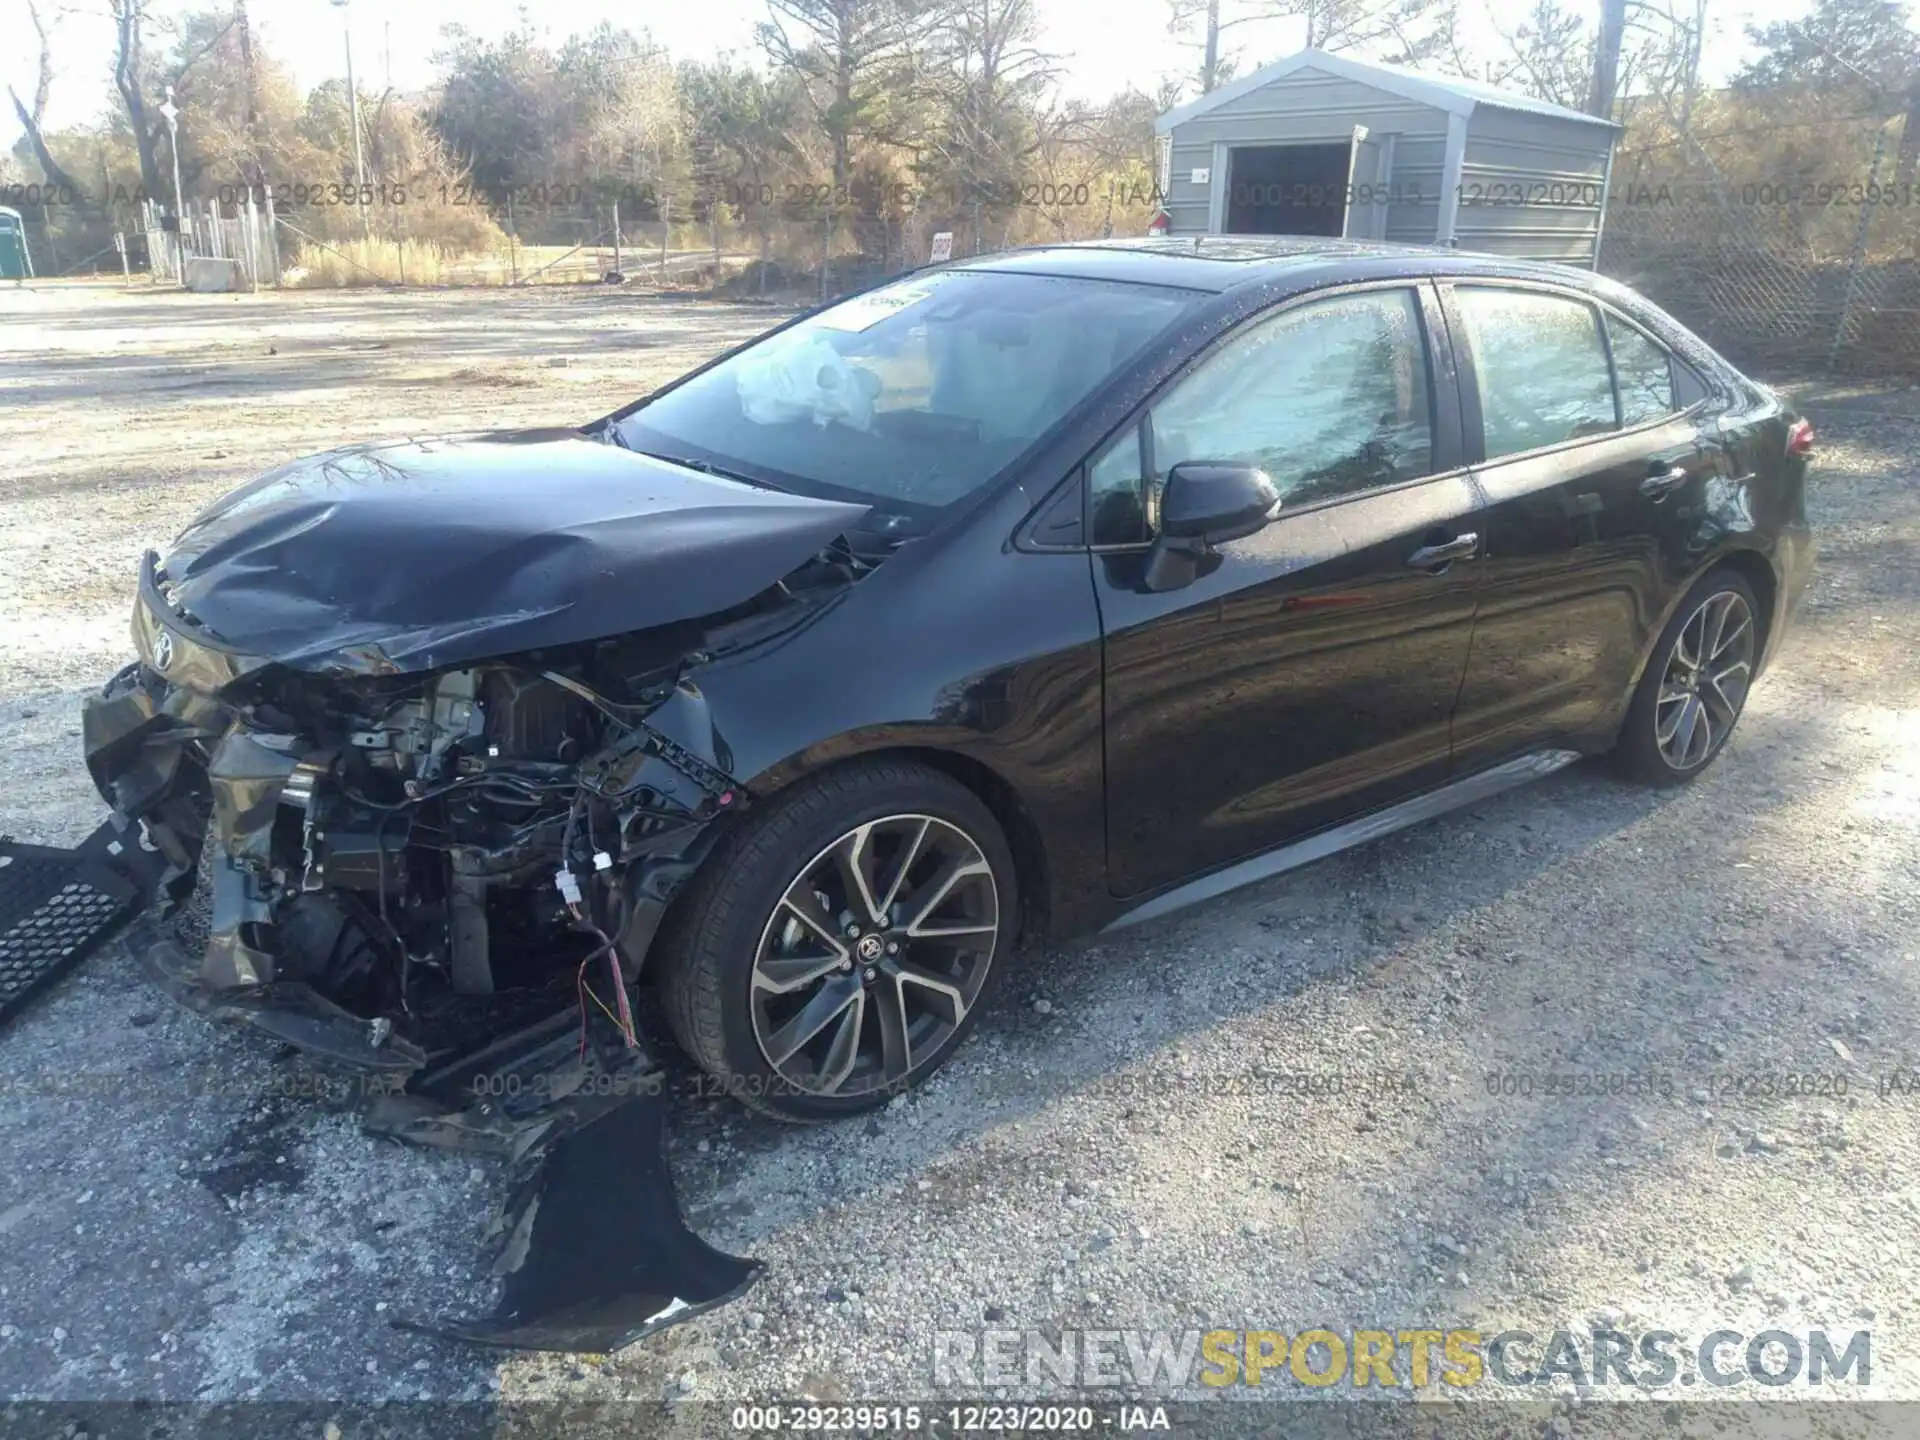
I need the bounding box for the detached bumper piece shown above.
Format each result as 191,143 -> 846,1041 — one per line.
128,915 -> 763,1354
397,1087 -> 764,1352
0,819 -> 167,1029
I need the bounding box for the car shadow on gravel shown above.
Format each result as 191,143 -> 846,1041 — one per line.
1273,697 -> 1916,1346
649,662 -> 1909,1300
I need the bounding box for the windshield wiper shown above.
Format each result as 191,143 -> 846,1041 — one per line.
636,449 -> 781,492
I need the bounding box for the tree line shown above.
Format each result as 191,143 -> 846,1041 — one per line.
4,0 -> 1916,276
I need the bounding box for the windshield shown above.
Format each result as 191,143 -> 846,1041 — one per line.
611,270 -> 1199,527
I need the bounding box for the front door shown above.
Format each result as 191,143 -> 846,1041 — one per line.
1092,283 -> 1482,897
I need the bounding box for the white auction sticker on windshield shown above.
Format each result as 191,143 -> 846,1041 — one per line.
811,279 -> 948,333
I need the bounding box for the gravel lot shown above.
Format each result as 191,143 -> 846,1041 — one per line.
1,280 -> 1916,1415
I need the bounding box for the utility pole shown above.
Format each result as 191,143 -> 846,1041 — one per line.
1588,0 -> 1627,120
332,0 -> 370,238
1202,0 -> 1221,93
159,84 -> 186,285
237,0 -> 259,172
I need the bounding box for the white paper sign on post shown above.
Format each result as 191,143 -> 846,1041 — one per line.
930,231 -> 954,263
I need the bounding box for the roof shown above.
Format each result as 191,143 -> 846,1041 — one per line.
958,234 -> 1588,295
1155,48 -> 1621,135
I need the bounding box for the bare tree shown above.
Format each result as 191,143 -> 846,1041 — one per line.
1166,0 -> 1450,96
111,0 -> 167,201
926,0 -> 1059,209
109,0 -> 238,204
758,0 -> 934,188
235,0 -> 261,183
1482,0 -> 1592,108
9,0 -> 87,197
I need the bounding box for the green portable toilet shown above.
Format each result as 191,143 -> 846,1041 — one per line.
0,208 -> 33,279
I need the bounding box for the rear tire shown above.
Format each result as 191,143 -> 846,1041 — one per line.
1613,567 -> 1761,787
656,758 -> 1016,1122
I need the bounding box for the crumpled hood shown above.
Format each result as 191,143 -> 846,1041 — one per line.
156,432 -> 870,675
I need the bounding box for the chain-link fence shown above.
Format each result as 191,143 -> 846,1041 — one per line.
235,179 -> 1138,298
7,172 -> 1148,301
1599,107 -> 1920,377
2,199 -> 152,282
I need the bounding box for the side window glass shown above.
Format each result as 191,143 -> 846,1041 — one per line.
1089,424 -> 1150,546
1085,288 -> 1434,545
1160,290 -> 1433,508
1455,287 -> 1616,460
1607,314 -> 1678,426
1673,359 -> 1710,409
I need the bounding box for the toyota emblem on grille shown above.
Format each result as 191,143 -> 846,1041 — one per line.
152,631 -> 174,672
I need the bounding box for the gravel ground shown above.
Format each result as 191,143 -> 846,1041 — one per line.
1,281 -> 1916,1415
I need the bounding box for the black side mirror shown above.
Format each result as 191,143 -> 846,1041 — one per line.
1161,461 -> 1281,543
1143,461 -> 1280,593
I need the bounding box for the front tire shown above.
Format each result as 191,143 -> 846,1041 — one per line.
1614,567 -> 1761,786
656,758 -> 1016,1121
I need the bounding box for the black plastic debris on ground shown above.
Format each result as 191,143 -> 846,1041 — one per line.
398,1087 -> 764,1352
0,819 -> 164,1028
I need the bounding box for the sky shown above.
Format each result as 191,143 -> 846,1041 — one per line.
1,0 -> 1836,151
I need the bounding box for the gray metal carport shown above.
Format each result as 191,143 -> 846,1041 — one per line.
1154,49 -> 1622,266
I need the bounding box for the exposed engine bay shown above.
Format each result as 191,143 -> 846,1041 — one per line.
135,648 -> 735,1037
86,537 -> 873,1057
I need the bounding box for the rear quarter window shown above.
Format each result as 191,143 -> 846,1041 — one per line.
1607,315 -> 1678,426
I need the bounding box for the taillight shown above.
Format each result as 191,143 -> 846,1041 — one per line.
1786,418 -> 1814,457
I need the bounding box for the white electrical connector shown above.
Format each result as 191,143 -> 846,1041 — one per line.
592,851 -> 613,872
554,868 -> 582,904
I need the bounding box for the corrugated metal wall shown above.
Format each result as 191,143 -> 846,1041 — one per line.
1454,108 -> 1610,264
1382,133 -> 1449,248
1163,64 -> 1614,267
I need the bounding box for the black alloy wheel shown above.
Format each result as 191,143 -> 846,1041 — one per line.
748,814 -> 998,1100
657,759 -> 1016,1120
1617,568 -> 1761,785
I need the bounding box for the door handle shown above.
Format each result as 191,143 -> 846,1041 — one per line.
1640,464 -> 1689,497
1405,532 -> 1479,570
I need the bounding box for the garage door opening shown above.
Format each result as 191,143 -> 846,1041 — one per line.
1225,142 -> 1353,237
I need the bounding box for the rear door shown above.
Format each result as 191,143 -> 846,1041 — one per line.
1093,281 -> 1483,897
1441,281 -> 1729,770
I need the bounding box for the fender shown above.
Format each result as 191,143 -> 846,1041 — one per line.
1609,540 -> 1787,741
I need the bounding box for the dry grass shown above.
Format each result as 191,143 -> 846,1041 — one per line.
282,238 -> 711,289
285,236 -> 506,288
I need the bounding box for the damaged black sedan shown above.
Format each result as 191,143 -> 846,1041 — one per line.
84,238 -> 1814,1148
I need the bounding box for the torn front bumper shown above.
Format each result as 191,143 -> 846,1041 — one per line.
81,654 -> 313,994
81,551 -> 271,941
128,912 -> 428,1070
